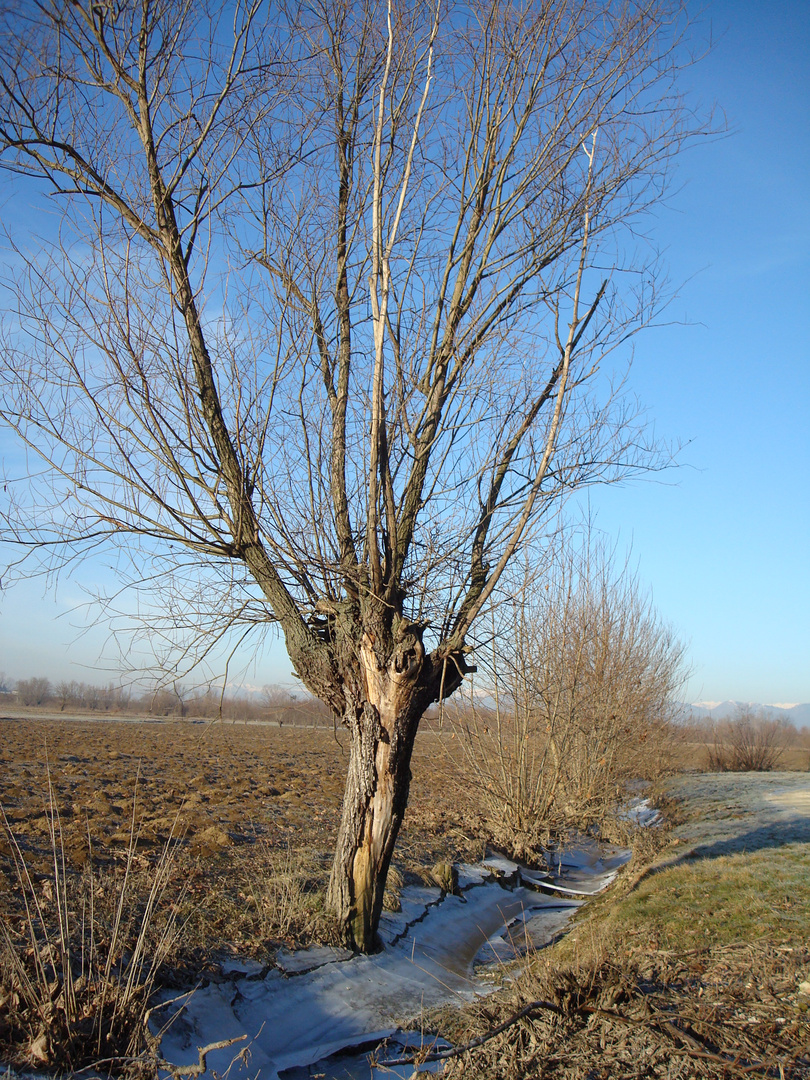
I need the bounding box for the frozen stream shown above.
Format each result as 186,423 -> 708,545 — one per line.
156,840 -> 631,1080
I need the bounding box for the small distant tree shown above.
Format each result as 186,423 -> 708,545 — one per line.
143,686 -> 184,718
260,684 -> 297,719
260,685 -> 331,726
14,677 -> 52,707
54,679 -> 79,711
708,708 -> 787,772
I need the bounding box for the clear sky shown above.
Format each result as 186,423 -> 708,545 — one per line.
1,0 -> 808,704
584,0 -> 810,704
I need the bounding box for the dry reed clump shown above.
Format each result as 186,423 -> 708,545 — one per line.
0,787 -> 186,1077
383,865 -> 404,912
157,845 -> 340,969
236,841 -> 337,947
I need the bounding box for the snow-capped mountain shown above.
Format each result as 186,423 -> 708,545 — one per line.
686,700 -> 810,728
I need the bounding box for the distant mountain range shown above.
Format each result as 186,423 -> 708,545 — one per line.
682,700 -> 810,728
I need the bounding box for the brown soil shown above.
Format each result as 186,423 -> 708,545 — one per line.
0,716 -> 481,955
1,717 -> 345,865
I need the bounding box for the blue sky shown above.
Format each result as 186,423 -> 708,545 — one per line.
585,0 -> 810,704
1,0 -> 809,704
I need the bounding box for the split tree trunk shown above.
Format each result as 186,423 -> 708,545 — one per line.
326,629 -> 438,953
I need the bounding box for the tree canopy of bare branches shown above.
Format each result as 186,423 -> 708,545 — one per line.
707,707 -> 789,772
1,0 -> 706,950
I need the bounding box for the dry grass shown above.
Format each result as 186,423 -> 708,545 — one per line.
0,786 -> 338,1076
0,786 -> 185,1075
431,940 -> 810,1079
415,775 -> 810,1079
237,842 -> 337,946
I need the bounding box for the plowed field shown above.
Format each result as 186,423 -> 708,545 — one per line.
0,716 -> 481,955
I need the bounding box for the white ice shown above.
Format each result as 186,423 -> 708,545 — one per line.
155,844 -> 629,1080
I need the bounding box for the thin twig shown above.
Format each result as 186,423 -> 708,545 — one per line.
159,1035 -> 248,1080
379,998 -> 563,1066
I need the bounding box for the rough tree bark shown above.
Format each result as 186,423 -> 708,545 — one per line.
324,623 -> 466,952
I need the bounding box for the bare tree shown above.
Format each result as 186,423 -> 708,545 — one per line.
452,533 -> 687,859
14,676 -> 52,707
707,707 -> 788,772
54,679 -> 79,712
0,0 -> 705,950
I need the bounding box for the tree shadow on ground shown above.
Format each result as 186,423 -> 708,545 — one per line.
634,816 -> 810,891
679,816 -> 810,861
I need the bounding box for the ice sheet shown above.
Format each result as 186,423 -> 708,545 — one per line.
157,882 -> 546,1078
156,842 -> 628,1080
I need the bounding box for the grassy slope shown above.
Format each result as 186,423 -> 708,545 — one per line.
615,843 -> 809,950
585,772 -> 810,951
435,772 -> 810,1079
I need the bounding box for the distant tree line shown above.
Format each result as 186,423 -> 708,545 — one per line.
680,707 -> 810,767
0,672 -> 332,726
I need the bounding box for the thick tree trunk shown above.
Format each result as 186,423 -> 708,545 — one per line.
326,629 -> 429,953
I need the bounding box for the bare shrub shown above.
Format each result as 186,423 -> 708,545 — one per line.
707,708 -> 788,772
13,677 -> 51,707
447,688 -> 561,864
452,537 -> 686,857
